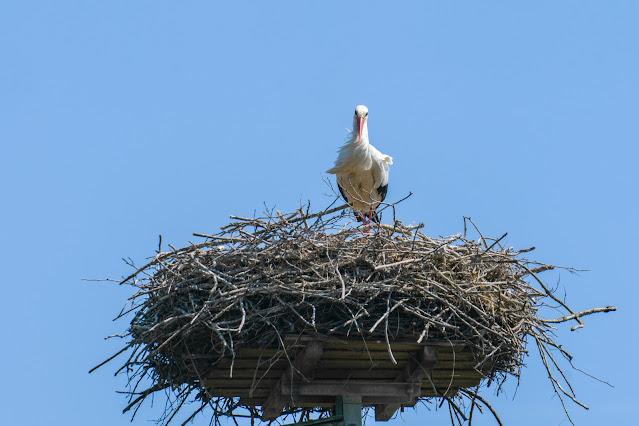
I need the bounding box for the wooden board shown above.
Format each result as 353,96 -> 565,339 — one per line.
201,338 -> 490,412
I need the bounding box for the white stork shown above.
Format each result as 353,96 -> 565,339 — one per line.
326,105 -> 393,225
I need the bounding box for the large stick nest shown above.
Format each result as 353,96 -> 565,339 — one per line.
95,202 -> 615,426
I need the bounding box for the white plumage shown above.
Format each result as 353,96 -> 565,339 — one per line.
326,105 -> 393,223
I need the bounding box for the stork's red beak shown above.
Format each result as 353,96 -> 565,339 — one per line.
357,116 -> 365,144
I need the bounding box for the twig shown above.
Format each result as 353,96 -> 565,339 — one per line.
543,306 -> 617,324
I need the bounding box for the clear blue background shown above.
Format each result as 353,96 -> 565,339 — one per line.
1,1 -> 636,425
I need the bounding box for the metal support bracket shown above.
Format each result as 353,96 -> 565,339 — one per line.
374,345 -> 439,421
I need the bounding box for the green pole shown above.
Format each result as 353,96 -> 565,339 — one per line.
282,396 -> 362,426
341,395 -> 362,426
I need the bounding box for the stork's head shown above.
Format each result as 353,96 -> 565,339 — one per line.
353,105 -> 369,144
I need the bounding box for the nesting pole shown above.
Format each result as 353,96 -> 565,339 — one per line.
339,396 -> 362,426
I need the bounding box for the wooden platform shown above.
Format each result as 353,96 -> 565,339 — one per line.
201,336 -> 489,421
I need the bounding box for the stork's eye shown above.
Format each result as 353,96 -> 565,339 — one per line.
365,112 -> 368,117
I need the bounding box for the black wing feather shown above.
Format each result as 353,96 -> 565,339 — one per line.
337,182 -> 350,204
377,183 -> 388,203
369,183 -> 388,223
337,181 -> 365,222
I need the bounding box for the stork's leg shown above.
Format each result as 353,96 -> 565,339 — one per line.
362,210 -> 371,234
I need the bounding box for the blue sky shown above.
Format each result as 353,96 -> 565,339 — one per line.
1,1 -> 637,425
